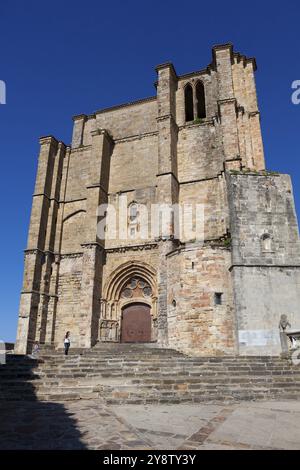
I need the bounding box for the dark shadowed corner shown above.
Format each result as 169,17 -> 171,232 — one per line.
0,353 -> 87,450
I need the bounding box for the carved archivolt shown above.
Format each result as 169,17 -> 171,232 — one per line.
103,260 -> 156,301
99,261 -> 157,342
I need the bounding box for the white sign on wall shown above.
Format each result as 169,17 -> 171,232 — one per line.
238,329 -> 280,347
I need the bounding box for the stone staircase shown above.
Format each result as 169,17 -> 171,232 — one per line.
1,344 -> 300,404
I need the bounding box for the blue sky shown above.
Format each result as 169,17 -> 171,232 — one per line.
0,0 -> 299,342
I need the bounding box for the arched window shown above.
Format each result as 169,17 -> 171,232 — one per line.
128,202 -> 139,239
129,203 -> 138,222
261,233 -> 272,251
196,81 -> 206,119
184,84 -> 194,122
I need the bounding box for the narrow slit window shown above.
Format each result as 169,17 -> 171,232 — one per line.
196,81 -> 206,119
185,84 -> 194,122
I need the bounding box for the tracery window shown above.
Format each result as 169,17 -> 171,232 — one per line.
184,81 -> 206,122
121,277 -> 152,299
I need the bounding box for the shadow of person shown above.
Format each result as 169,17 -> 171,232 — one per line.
0,354 -> 87,449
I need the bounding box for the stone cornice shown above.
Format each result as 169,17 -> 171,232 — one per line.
93,96 -> 156,116
24,250 -> 83,260
24,248 -> 44,255
213,43 -> 233,53
32,192 -> 59,204
155,62 -> 177,79
32,194 -> 87,204
39,135 -> 58,145
91,128 -> 114,145
63,197 -> 87,203
60,252 -> 83,259
156,114 -> 178,130
39,135 -> 67,149
70,145 -> 92,153
72,114 -> 87,122
21,289 -> 58,299
114,130 -> 158,144
178,68 -> 211,80
227,171 -> 280,178
105,242 -> 157,253
166,237 -> 231,258
70,131 -> 158,148
178,117 -> 216,130
249,111 -> 260,117
218,98 -> 238,116
86,183 -> 108,194
81,242 -> 105,250
108,188 -> 136,196
180,172 -> 224,185
155,236 -> 177,243
212,43 -> 234,66
229,264 -> 300,271
218,98 -> 237,106
24,249 -> 59,261
225,156 -> 242,162
156,172 -> 179,186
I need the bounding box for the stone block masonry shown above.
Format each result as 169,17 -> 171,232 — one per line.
15,44 -> 300,357
227,172 -> 300,355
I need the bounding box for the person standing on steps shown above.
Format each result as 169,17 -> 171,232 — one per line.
64,331 -> 71,355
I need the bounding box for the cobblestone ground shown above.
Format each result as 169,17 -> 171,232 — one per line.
0,400 -> 300,450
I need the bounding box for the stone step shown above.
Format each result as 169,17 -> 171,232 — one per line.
2,376 -> 300,391
3,370 -> 300,383
3,356 -> 293,364
6,351 -> 287,359
35,355 -> 286,362
2,370 -> 299,383
2,349 -> 300,404
103,388 -> 300,405
2,366 -> 295,376
29,353 -> 285,360
5,362 -> 288,373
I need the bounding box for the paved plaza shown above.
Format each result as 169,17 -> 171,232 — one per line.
0,399 -> 300,450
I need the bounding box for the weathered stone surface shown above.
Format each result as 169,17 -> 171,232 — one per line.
1,396 -> 300,450
15,44 -> 300,357
2,346 -> 300,405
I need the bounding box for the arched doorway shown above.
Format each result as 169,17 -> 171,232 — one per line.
100,261 -> 157,343
121,303 -> 151,343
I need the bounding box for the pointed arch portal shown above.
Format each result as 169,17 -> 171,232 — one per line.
99,261 -> 157,343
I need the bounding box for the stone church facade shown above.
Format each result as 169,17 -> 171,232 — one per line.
16,44 -> 300,356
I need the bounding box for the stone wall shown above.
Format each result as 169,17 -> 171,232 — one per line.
179,176 -> 228,242
108,135 -> 158,193
177,121 -> 223,182
232,266 -> 300,355
16,44 -> 299,357
54,255 -> 83,347
72,98 -> 158,148
167,245 -> 236,356
228,172 -> 300,354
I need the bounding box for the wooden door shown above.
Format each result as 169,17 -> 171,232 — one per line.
121,303 -> 151,343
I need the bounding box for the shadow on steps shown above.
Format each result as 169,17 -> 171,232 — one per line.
0,355 -> 87,450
